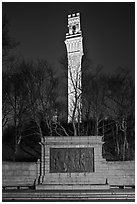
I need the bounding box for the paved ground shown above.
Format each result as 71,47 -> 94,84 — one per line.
2,188 -> 135,202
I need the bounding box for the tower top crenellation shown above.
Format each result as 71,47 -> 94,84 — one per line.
68,13 -> 80,18
66,12 -> 82,38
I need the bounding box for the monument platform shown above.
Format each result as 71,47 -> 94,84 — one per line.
36,136 -> 109,190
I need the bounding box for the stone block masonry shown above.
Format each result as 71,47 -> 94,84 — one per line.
107,161 -> 135,187
2,162 -> 37,188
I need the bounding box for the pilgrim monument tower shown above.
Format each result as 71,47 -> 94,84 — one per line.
65,13 -> 84,123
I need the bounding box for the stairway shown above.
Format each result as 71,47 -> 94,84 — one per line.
2,189 -> 135,201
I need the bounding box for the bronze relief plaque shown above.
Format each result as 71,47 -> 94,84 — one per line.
50,148 -> 94,173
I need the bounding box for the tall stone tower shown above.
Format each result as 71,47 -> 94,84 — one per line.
65,13 -> 84,123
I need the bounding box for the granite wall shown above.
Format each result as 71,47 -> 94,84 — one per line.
107,161 -> 135,187
2,162 -> 37,188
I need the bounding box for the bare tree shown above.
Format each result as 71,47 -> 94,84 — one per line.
2,60 -> 32,160
82,65 -> 108,135
104,67 -> 134,160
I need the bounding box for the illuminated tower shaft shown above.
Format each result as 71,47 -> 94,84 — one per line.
65,13 -> 83,123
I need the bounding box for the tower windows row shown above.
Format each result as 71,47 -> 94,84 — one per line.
67,40 -> 81,53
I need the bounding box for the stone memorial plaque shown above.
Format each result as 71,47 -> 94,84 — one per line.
50,148 -> 94,173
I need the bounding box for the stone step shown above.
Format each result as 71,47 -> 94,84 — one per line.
2,189 -> 135,201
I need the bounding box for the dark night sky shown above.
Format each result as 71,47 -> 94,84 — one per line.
3,2 -> 135,75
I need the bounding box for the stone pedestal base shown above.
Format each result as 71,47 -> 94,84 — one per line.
37,136 -> 109,190
36,184 -> 110,190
